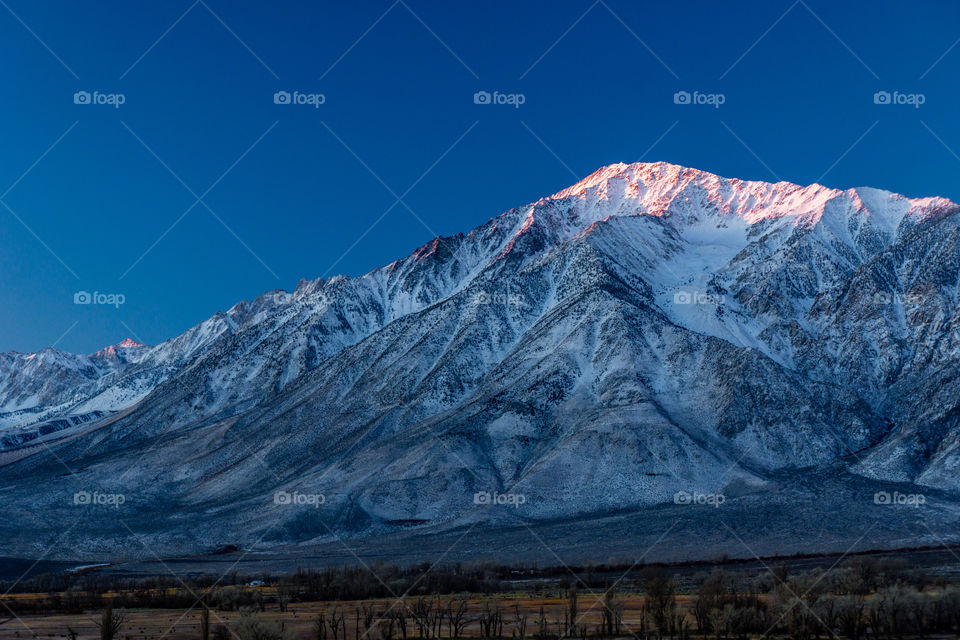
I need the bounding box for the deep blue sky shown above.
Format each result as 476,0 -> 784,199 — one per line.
2,1 -> 958,353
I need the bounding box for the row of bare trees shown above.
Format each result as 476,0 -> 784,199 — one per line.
765,587 -> 960,640
303,589 -> 629,640
311,598 -> 490,640
688,566 -> 960,640
50,557 -> 960,640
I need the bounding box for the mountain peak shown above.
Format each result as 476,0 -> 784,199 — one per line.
539,160 -> 958,232
90,338 -> 149,359
548,161 -> 819,203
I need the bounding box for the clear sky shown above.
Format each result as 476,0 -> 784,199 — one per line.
2,0 -> 958,353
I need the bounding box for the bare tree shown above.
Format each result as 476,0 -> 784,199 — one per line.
783,601 -> 816,640
380,615 -> 397,640
328,607 -> 346,640
905,592 -> 931,640
96,603 -> 126,640
354,604 -> 376,640
564,588 -> 578,638
234,610 -> 294,640
535,607 -> 547,640
433,597 -> 444,640
707,608 -> 724,640
448,598 -> 469,640
600,591 -> 622,638
479,602 -> 503,639
512,603 -> 528,640
276,583 -> 293,614
644,569 -> 677,638
412,598 -> 432,639
836,596 -> 867,640
315,613 -> 327,640
392,604 -> 409,640
864,596 -> 886,640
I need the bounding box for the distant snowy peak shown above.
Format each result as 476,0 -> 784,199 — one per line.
91,338 -> 149,358
115,338 -> 146,349
543,161 -> 958,236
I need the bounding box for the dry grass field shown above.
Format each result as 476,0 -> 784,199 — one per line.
0,593 -> 678,640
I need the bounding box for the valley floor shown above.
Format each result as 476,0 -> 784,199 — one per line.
3,590 -> 960,640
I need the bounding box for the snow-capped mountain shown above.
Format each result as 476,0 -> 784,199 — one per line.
3,161 -> 960,564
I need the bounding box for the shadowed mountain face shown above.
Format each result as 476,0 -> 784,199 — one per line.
3,161 -> 960,563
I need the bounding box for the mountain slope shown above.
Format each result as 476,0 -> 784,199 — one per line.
2,161 -> 960,563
